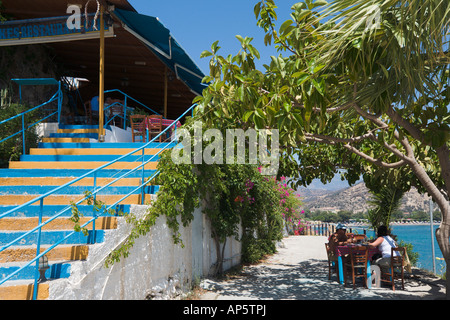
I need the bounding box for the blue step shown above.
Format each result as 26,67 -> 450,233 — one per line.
58,124 -> 105,130
0,262 -> 71,281
0,169 -> 157,178
0,204 -> 130,218
37,142 -> 176,149
20,154 -> 161,162
0,230 -> 105,246
49,133 -> 99,139
0,185 -> 160,195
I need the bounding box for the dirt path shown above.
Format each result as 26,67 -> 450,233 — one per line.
198,236 -> 446,300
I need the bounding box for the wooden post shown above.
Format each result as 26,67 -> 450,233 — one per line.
98,4 -> 105,142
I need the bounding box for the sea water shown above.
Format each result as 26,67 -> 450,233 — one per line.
352,224 -> 445,275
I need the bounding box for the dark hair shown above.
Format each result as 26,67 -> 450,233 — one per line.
377,225 -> 389,237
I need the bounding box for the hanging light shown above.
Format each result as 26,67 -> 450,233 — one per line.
38,255 -> 50,283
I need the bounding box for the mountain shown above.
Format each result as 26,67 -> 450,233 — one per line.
298,182 -> 433,214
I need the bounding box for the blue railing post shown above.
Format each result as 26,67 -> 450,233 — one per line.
58,81 -> 62,124
21,114 -> 26,155
32,198 -> 44,300
92,172 -> 98,244
141,146 -> 145,205
123,96 -> 128,129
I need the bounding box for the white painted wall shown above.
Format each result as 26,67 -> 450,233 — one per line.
48,205 -> 241,300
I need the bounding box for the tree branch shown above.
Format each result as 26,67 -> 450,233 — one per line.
303,133 -> 407,169
386,105 -> 427,144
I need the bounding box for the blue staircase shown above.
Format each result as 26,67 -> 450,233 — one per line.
0,124 -> 171,299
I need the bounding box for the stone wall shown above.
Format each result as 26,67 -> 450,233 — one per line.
48,205 -> 241,300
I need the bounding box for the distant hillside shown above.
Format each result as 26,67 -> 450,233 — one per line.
299,182 -> 432,213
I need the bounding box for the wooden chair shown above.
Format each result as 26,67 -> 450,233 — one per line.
353,234 -> 367,242
110,104 -> 124,128
147,115 -> 163,142
130,115 -> 147,142
84,100 -> 92,125
325,243 -> 339,281
380,247 -> 406,291
344,245 -> 369,289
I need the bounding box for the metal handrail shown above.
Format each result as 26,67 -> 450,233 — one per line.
0,86 -> 62,155
104,88 -> 161,117
0,103 -> 196,300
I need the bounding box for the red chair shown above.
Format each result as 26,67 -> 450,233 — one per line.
147,115 -> 163,142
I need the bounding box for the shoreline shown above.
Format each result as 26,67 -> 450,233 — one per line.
348,221 -> 441,228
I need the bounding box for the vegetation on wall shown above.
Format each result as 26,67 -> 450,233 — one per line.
0,89 -> 40,168
104,118 -> 302,274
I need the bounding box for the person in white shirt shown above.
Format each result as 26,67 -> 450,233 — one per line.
369,225 -> 400,270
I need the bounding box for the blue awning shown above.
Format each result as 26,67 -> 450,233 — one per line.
113,9 -> 206,96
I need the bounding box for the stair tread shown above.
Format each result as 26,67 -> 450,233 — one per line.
0,131 -> 170,288
0,259 -> 73,267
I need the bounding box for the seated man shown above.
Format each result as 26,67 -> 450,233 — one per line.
328,223 -> 353,261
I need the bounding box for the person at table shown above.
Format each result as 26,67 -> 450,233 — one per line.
369,225 -> 400,270
328,223 -> 354,259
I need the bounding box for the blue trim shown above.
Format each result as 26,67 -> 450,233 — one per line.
0,185 -> 159,195
49,133 -> 99,139
19,154 -> 161,162
37,142 -> 176,149
0,263 -> 71,281
0,205 -> 129,217
0,169 -> 157,178
0,230 -> 105,246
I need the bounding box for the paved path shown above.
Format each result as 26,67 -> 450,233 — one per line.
198,236 -> 446,300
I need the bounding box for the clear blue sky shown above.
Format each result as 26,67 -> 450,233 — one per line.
127,1 -> 355,191
128,0 -> 297,75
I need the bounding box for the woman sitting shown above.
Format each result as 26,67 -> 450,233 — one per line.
369,225 -> 400,270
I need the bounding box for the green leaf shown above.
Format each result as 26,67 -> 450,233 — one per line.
311,0 -> 328,8
291,2 -> 307,11
200,50 -> 213,59
379,64 -> 389,79
280,19 -> 294,34
236,35 -> 245,46
254,2 -> 262,18
243,110 -> 254,122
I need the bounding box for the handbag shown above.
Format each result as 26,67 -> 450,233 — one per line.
371,253 -> 382,263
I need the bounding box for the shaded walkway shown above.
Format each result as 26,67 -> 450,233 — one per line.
199,236 -> 446,300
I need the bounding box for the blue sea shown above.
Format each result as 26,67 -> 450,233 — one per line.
352,224 -> 445,275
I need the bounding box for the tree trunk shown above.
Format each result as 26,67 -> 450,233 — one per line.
436,225 -> 450,300
409,159 -> 449,299
211,227 -> 224,276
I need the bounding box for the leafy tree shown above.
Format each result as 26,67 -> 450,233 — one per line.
367,185 -> 404,231
105,119 -> 285,274
195,0 -> 450,297
0,92 -> 40,168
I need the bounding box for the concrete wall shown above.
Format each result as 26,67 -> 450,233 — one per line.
48,205 -> 241,300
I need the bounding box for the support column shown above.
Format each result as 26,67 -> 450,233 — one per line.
98,4 -> 106,142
